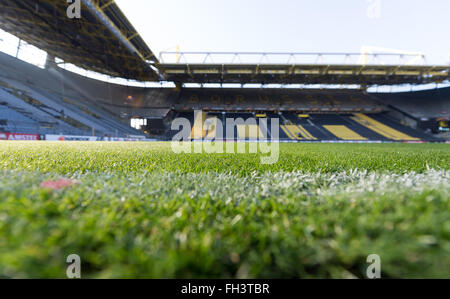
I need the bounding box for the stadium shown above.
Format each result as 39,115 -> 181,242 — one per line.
0,0 -> 449,281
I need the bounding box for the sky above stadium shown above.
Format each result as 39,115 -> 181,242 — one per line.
115,0 -> 450,65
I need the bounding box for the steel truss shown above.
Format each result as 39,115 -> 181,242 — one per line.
0,0 -> 159,81
159,52 -> 427,65
158,52 -> 449,86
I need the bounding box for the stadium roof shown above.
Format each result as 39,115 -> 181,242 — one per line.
159,52 -> 450,86
0,0 -> 159,81
0,2 -> 448,86
160,63 -> 450,86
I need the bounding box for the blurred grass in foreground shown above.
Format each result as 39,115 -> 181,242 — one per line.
0,142 -> 449,278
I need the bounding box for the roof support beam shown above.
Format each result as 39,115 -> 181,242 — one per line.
81,0 -> 144,61
100,0 -> 115,10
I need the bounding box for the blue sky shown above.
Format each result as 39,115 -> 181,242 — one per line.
116,0 -> 450,65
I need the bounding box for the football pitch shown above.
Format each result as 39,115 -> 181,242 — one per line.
0,141 -> 449,278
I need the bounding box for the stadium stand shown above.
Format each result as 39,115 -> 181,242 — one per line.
0,86 -> 84,135
367,113 -> 436,141
0,47 -> 445,142
0,0 -> 447,142
0,104 -> 38,134
374,88 -> 450,120
351,114 -> 419,141
0,52 -> 146,137
165,110 -> 438,142
175,88 -> 385,112
322,126 -> 367,141
372,88 -> 449,138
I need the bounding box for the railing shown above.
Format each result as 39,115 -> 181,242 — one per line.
159,52 -> 427,66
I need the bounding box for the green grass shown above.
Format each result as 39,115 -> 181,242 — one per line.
0,141 -> 449,278
0,142 -> 448,174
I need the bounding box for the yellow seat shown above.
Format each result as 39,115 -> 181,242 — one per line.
237,125 -> 264,139
323,125 -> 367,140
281,125 -> 317,140
205,117 -> 218,139
351,114 -> 420,141
190,112 -> 208,139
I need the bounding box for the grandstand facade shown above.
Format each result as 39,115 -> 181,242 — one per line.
0,0 -> 448,142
